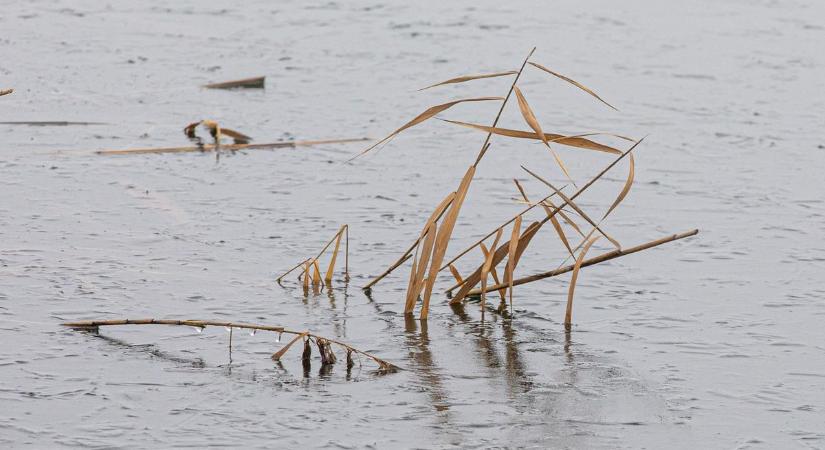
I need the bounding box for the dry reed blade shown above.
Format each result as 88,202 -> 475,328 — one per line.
220,127 -> 252,144
418,71 -> 518,91
467,229 -> 698,295
479,243 -> 507,302
528,62 -> 617,111
303,261 -> 311,290
312,260 -> 322,285
441,119 -> 631,154
406,222 -> 437,313
601,153 -> 635,220
0,89 -> 13,97
350,97 -> 503,161
448,264 -> 464,285
419,164 -> 476,319
514,178 -> 584,238
565,236 -> 600,327
479,229 -> 504,312
273,332 -> 308,361
506,216 -> 523,309
324,225 -> 346,282
277,258 -> 310,283
512,86 -> 574,183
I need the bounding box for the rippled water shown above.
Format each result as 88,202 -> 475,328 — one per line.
2,0 -> 824,448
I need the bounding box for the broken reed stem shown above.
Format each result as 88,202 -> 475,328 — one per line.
95,138 -> 370,155
61,319 -> 398,371
465,229 -> 698,295
277,258 -> 310,283
277,225 -> 349,284
0,88 -> 13,97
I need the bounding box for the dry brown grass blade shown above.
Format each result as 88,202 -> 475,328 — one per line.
506,215 -> 522,308
565,237 -> 600,327
441,119 -> 632,154
277,258 -> 310,283
420,165 -> 476,319
479,243 -> 507,302
404,247 -> 420,314
407,222 -> 437,312
419,71 -> 518,91
221,127 -> 252,144
273,332 -> 308,361
0,89 -> 12,97
324,226 -> 345,282
512,87 -> 574,182
528,62 -> 617,111
479,229 -> 504,311
602,152 -> 635,220
303,261 -> 311,290
312,260 -> 322,285
448,264 -> 464,285
351,98 -> 503,160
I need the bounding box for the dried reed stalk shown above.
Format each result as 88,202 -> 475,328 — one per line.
479,243 -> 507,302
466,229 -> 699,295
96,138 -> 369,155
61,319 -> 398,371
203,76 -> 265,89
0,89 -> 12,97
505,215 -> 522,309
565,236 -> 600,327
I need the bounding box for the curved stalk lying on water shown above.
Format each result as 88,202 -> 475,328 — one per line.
61,318 -> 399,371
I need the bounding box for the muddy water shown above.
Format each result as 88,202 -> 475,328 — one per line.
1,0 -> 824,448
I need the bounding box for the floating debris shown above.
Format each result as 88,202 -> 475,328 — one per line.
203,76 -> 265,89
94,138 -> 369,156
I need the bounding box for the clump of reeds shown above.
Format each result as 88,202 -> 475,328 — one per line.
355,47 -> 698,326
277,224 -> 350,290
62,319 -> 397,372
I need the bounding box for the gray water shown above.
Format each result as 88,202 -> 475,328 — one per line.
1,0 -> 824,448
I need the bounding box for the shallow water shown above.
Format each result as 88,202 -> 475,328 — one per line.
1,0 -> 824,448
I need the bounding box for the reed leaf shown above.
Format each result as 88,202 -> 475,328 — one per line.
410,222 -> 437,310
513,178 -> 578,253
601,153 -> 635,220
420,165 -> 476,319
352,98 -> 503,160
272,332 -> 308,361
324,226 -> 345,282
440,119 -> 630,154
448,264 -> 464,285
506,215 -> 522,308
480,229 -> 504,310
480,243 -> 507,302
565,237 -> 600,327
528,62 -> 617,111
512,87 -> 573,182
419,71 -> 517,91
0,89 -> 12,97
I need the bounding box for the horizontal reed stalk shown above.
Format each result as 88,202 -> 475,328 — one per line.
96,138 -> 370,155
61,318 -> 398,371
465,229 -> 698,295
